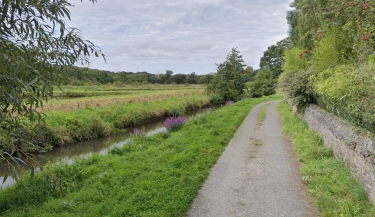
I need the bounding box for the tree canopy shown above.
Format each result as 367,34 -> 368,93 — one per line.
0,0 -> 104,164
260,38 -> 292,78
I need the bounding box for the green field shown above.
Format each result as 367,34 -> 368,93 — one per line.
40,84 -> 205,113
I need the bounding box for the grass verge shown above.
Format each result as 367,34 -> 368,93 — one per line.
277,100 -> 375,217
0,95 -> 282,217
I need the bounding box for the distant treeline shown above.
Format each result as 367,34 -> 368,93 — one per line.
63,67 -> 216,86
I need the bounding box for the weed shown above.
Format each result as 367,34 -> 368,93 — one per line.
253,140 -> 262,146
257,104 -> 268,125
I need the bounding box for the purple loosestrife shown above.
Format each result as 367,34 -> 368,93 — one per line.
225,100 -> 234,106
133,128 -> 144,136
164,115 -> 187,132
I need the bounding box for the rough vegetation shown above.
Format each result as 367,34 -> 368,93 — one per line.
276,0 -> 375,132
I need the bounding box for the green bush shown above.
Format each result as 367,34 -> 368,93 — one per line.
311,30 -> 350,72
311,63 -> 375,131
248,68 -> 276,98
278,69 -> 314,111
282,47 -> 308,72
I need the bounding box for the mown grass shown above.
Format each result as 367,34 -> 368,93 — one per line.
0,95 -> 282,217
277,101 -> 375,217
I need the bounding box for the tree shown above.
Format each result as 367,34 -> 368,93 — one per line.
286,8 -> 299,46
160,70 -> 173,84
206,48 -> 247,102
173,73 -> 187,84
0,0 -> 104,165
260,38 -> 292,78
248,68 -> 276,98
187,72 -> 197,84
244,66 -> 255,82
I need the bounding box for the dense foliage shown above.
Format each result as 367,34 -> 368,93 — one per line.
259,38 -> 292,78
278,0 -> 375,131
248,68 -> 276,98
0,0 -> 103,164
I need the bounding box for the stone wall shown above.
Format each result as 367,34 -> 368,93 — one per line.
298,104 -> 375,203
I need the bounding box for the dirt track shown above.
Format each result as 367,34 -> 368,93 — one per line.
187,100 -> 317,217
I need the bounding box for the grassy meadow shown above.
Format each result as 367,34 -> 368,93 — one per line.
39,84 -> 205,113
277,101 -> 375,217
0,95 -> 282,217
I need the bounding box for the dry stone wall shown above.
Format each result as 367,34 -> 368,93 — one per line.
297,104 -> 375,203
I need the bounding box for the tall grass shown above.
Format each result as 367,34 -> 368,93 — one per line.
0,95 -> 282,217
40,88 -> 205,113
277,101 -> 375,216
44,95 -> 210,145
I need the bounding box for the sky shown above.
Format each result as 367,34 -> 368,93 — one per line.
67,0 -> 294,75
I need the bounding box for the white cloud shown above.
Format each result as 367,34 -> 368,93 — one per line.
67,0 -> 293,74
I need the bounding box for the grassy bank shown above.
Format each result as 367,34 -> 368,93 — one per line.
43,95 -> 211,146
0,95 -> 282,217
277,101 -> 375,216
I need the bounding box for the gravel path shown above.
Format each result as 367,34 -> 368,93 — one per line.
187,100 -> 317,217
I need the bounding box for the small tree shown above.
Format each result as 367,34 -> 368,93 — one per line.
248,68 -> 276,98
206,48 -> 247,103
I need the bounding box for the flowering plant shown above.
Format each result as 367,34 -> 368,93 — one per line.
164,115 -> 187,132
133,128 -> 144,136
225,100 -> 234,106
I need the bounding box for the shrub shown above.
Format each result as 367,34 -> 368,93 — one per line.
248,68 -> 276,98
282,48 -> 308,72
311,30 -> 351,72
279,69 -> 314,111
311,63 -> 375,131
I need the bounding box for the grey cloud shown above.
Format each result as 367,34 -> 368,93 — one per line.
68,0 -> 294,74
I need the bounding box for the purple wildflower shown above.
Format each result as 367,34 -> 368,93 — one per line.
133,128 -> 144,136
225,100 -> 234,106
164,115 -> 187,131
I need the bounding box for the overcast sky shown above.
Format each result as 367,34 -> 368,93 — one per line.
68,0 -> 293,75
